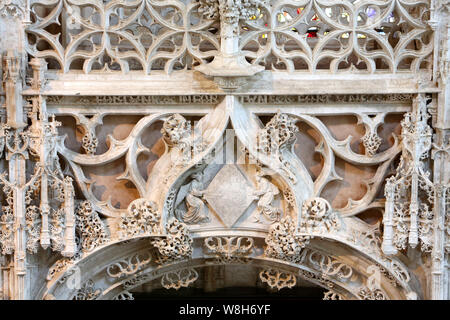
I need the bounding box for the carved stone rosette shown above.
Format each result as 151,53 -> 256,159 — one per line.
119,199 -> 161,239
300,197 -> 340,234
151,218 -> 193,264
265,217 -> 311,263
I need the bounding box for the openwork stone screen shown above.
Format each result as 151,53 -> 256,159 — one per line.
26,0 -> 432,73
0,0 -> 448,301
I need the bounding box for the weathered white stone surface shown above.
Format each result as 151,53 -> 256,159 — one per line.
0,0 -> 448,300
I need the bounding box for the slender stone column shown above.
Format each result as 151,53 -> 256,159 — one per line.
195,0 -> 265,77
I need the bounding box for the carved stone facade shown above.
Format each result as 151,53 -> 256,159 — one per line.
0,0 -> 448,300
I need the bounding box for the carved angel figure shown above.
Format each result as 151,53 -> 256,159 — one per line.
176,172 -> 209,224
252,174 -> 281,223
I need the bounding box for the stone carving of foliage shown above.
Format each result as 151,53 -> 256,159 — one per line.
283,188 -> 296,209
446,187 -> 450,254
0,124 -> 8,158
113,291 -> 134,300
76,201 -> 109,252
0,0 -> 24,18
390,259 -> 411,284
46,236 -> 83,281
377,264 -> 398,287
357,265 -> 388,300
308,251 -> 353,281
75,202 -> 107,250
361,132 -> 382,157
358,286 -> 387,300
347,226 -> 382,254
382,95 -> 435,254
72,279 -> 101,300
25,205 -> 40,254
323,290 -> 342,300
47,256 -> 77,282
106,250 -> 152,279
165,188 -> 178,218
46,237 -> 84,283
357,112 -> 387,157
0,178 -> 14,255
23,165 -> 43,254
298,270 -> 334,289
119,199 -> 161,239
204,236 -> 254,263
151,218 -> 193,263
300,197 -> 340,233
161,268 -> 199,290
81,131 -> 98,155
257,111 -> 298,183
49,208 -> 66,253
123,274 -> 152,290
265,217 -> 311,263
259,268 -> 297,290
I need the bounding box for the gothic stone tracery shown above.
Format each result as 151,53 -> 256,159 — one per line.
0,0 -> 448,300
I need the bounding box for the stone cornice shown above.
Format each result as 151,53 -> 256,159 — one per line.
21,71 -> 440,97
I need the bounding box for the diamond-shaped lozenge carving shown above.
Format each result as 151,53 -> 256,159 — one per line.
204,165 -> 254,228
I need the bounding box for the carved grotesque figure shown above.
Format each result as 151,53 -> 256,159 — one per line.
300,197 -> 340,233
